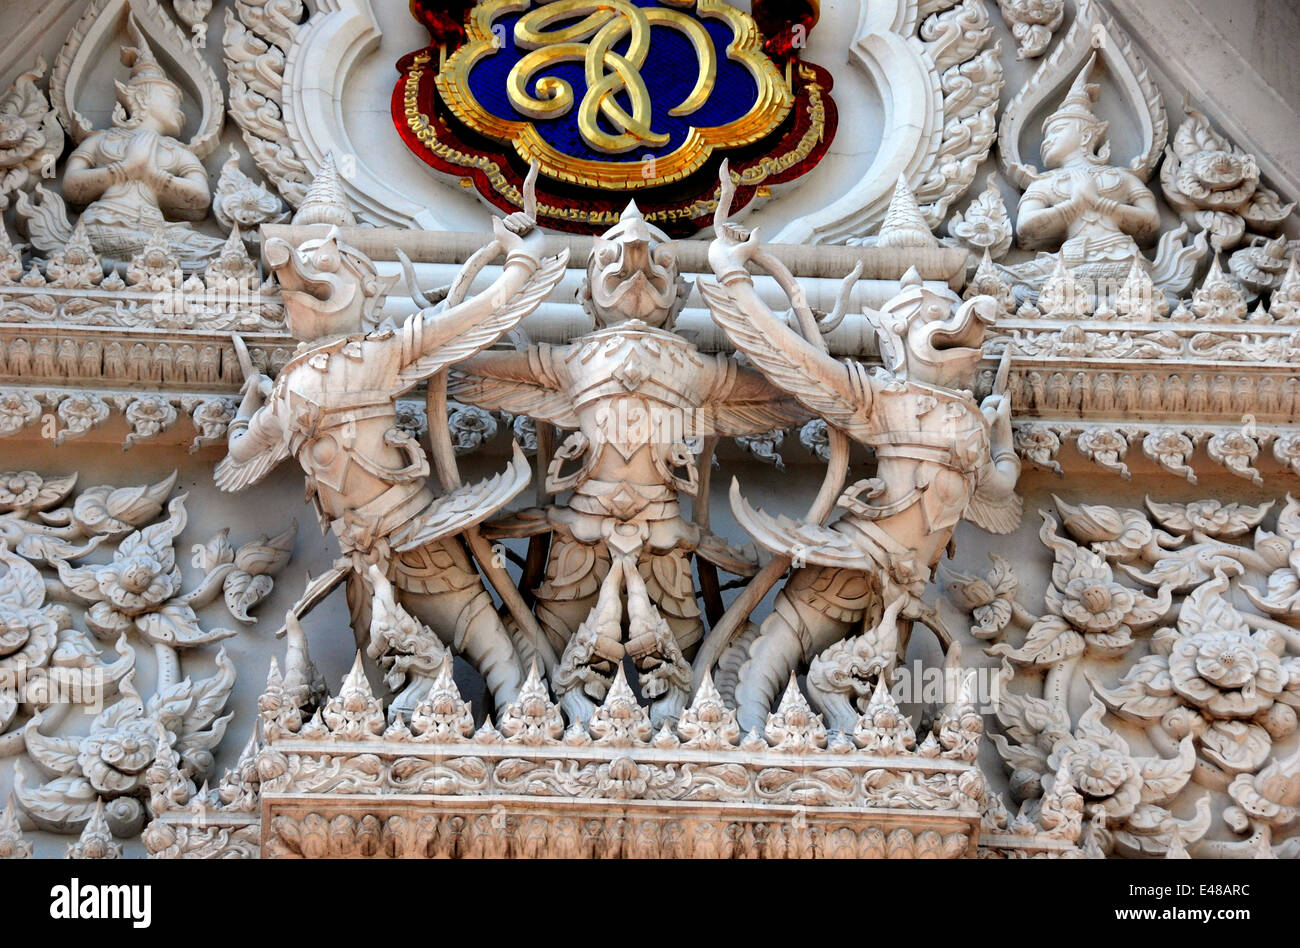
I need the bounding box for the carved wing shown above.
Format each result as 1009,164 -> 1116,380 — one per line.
964,481 -> 1024,535
697,278 -> 874,442
391,443 -> 532,552
730,480 -> 875,569
395,249 -> 570,389
710,376 -> 812,436
447,353 -> 579,429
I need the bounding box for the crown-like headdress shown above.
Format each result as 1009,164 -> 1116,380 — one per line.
118,16 -> 175,90
1042,53 -> 1105,131
580,201 -> 689,328
113,16 -> 184,130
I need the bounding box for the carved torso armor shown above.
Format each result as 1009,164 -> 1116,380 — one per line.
545,323 -> 732,514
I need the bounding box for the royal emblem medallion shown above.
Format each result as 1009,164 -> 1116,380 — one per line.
395,0 -> 837,234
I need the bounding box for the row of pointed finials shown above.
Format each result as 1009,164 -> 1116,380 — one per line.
973,250 -> 1300,324
0,656 -> 983,859
0,220 -> 268,294
0,795 -> 116,859
261,651 -> 983,760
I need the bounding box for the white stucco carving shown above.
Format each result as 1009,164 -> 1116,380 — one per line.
0,0 -> 1296,861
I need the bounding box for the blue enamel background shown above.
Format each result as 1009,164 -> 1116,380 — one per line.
463,0 -> 761,162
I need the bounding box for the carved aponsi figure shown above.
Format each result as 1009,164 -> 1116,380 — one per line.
447,202 -> 811,727
215,172 -> 568,715
56,16 -> 224,267
696,165 -> 1023,732
1015,54 -> 1161,275
1005,52 -> 1204,298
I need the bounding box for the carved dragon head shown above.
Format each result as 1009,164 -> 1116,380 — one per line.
580,202 -> 690,329
263,228 -> 396,341
871,269 -> 997,389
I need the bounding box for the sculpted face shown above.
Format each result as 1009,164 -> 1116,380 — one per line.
879,283 -> 995,390
265,231 -> 390,341
1040,115 -> 1097,168
116,81 -> 186,139
907,293 -> 995,389
582,203 -> 687,328
143,84 -> 186,138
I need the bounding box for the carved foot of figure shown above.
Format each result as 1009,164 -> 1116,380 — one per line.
734,611 -> 805,733
559,688 -> 601,728
365,563 -> 524,716
552,556 -> 625,725
624,555 -> 692,730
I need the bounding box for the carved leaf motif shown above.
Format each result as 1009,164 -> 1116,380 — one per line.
1177,571 -> 1249,637
15,532 -> 106,565
991,733 -> 1048,773
135,601 -> 234,649
988,615 -> 1084,666
117,495 -> 188,568
994,680 -> 1072,747
22,718 -> 82,776
0,543 -> 44,609
52,557 -> 103,603
1121,543 -> 1244,592
193,529 -> 234,572
1146,499 -> 1272,538
1137,735 -> 1197,803
1074,695 -> 1129,754
233,522 -> 296,574
1088,659 -> 1179,724
1041,513 -> 1105,590
14,771 -> 98,830
1200,720 -> 1273,774
223,571 -> 274,623
145,680 -> 194,734
945,553 -> 1019,639
0,690 -> 16,732
182,650 -> 236,735
72,472 -> 177,537
1110,798 -> 1212,857
9,473 -> 76,512
1276,494 -> 1300,545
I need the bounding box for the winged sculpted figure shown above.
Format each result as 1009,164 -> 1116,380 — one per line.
215,168 -> 568,715
695,164 -> 1024,732
448,202 -> 810,727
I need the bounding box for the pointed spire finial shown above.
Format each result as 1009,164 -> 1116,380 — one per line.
293,153 -> 356,227
877,175 -> 937,249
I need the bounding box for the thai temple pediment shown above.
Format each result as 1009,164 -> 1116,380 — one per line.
0,0 -> 1296,863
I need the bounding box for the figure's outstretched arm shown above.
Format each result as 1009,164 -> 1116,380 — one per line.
214,370 -> 290,492
708,362 -> 812,436
396,164 -> 569,386
700,162 -> 875,440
